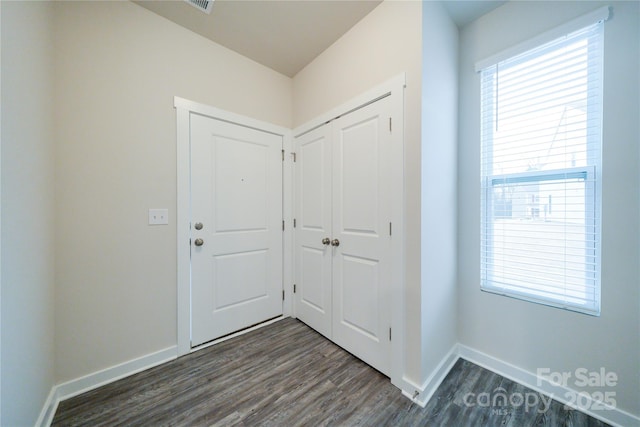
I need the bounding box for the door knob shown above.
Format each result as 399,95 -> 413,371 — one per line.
194,222 -> 203,230
331,239 -> 340,247
194,238 -> 204,247
322,237 -> 331,245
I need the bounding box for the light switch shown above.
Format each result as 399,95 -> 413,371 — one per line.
149,208 -> 169,225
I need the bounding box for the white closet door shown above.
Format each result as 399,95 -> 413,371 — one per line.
190,113 -> 283,347
294,124 -> 333,339
331,97 -> 392,376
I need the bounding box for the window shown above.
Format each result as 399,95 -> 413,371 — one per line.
479,11 -> 607,315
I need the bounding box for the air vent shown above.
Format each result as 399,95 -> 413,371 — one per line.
184,0 -> 214,14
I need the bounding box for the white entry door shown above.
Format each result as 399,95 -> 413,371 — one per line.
295,96 -> 392,376
190,113 -> 283,347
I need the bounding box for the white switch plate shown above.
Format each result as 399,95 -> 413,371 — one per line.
148,208 -> 169,225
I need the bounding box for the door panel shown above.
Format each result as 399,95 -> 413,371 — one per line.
213,250 -> 268,309
294,125 -> 332,339
214,138 -> 269,232
341,119 -> 379,234
300,246 -> 326,311
340,254 -> 379,339
191,113 -> 283,347
332,97 -> 392,376
300,136 -> 326,229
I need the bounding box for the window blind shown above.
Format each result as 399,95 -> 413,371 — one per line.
479,19 -> 604,315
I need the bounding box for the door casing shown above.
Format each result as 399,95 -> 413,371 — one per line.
292,74 -> 406,391
175,72 -> 407,392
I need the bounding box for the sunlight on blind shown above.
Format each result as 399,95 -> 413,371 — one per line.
480,21 -> 603,315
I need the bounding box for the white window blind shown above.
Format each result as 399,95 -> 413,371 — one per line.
479,18 -> 605,315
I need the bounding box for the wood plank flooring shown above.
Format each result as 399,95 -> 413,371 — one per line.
52,318 -> 610,426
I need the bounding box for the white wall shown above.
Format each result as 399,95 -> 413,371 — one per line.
421,1 -> 458,383
1,1 -> 56,425
8,0 -> 635,421
53,0 -> 292,383
293,0 -> 425,384
458,1 -> 640,418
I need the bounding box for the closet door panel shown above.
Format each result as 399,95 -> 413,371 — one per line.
332,97 -> 392,376
294,125 -> 333,339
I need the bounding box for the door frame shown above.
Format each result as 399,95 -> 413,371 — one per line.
174,97 -> 293,356
292,73 -> 407,392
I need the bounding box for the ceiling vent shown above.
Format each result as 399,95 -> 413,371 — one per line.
184,0 -> 214,14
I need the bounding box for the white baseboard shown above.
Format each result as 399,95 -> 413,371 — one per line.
35,387 -> 58,427
38,346 -> 177,427
38,318 -> 285,426
456,344 -> 640,427
38,340 -> 639,427
400,344 -> 459,408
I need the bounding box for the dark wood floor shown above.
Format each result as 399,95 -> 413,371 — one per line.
53,318 -> 610,426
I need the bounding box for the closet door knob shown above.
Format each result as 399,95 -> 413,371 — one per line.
331,239 -> 340,247
194,238 -> 204,247
322,237 -> 331,245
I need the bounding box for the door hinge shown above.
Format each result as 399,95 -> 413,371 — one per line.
389,117 -> 392,132
282,149 -> 285,161
293,218 -> 297,228
291,152 -> 297,162
389,222 -> 392,236
283,290 -> 285,300
282,220 -> 285,231
389,327 -> 392,341
293,284 -> 297,293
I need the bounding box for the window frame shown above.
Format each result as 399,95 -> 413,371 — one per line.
478,16 -> 605,316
